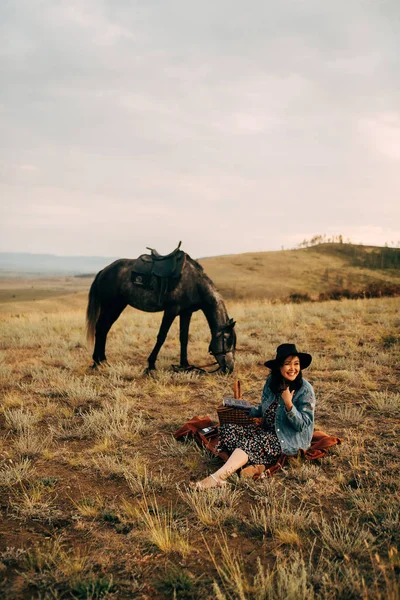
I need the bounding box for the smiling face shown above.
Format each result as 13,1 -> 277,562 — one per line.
279,355 -> 301,382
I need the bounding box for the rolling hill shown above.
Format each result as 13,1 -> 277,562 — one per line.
0,244 -> 399,304
199,243 -> 400,300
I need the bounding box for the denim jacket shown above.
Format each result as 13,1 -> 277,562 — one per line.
248,376 -> 316,455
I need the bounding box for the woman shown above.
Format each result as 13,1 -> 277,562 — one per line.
193,343 -> 316,489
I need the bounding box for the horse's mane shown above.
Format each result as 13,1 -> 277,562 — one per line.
185,253 -> 222,292
186,254 -> 204,273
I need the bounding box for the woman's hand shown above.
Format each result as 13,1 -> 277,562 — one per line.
281,386 -> 294,412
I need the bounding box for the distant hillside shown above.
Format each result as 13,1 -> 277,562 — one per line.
1,244 -> 399,301
0,252 -> 118,277
199,243 -> 400,300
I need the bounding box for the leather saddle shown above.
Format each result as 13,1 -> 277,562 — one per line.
131,242 -> 185,295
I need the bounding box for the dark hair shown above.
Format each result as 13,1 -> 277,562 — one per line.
268,363 -> 303,395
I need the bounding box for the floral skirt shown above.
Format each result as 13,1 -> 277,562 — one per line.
217,423 -> 282,466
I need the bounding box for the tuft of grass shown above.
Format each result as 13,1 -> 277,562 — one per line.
157,435 -> 199,457
0,459 -> 34,488
179,485 -> 242,527
157,565 -> 199,599
13,428 -> 53,458
1,391 -> 24,409
138,495 -> 191,556
312,556 -> 366,600
123,464 -> 169,496
4,408 -> 40,432
49,417 -> 83,440
91,452 -> 134,478
12,482 -> 62,524
24,535 -> 65,573
0,358 -> 13,388
207,533 -> 253,600
58,547 -> 90,580
275,529 -> 302,547
80,402 -> 146,442
317,514 -> 374,559
46,374 -> 101,407
343,430 -> 371,474
248,490 -> 313,542
69,574 -> 115,599
182,453 -> 205,474
208,534 -> 314,600
257,554 -> 314,600
73,494 -> 105,519
120,497 -> 140,522
369,390 -> 400,413
22,535 -> 115,597
369,502 -> 400,546
347,486 -> 380,515
336,403 -> 366,425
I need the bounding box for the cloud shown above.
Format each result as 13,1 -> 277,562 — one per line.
359,112 -> 400,160
18,164 -> 38,171
1,1 -> 400,256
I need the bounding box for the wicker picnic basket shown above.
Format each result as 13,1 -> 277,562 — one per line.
216,380 -> 259,426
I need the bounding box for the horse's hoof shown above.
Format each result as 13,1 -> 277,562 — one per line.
144,366 -> 156,377
90,360 -> 108,370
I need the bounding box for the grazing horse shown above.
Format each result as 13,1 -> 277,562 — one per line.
86,245 -> 236,373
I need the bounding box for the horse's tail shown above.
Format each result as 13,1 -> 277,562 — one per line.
86,271 -> 102,347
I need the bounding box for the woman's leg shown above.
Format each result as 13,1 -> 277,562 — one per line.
213,448 -> 249,481
192,448 -> 249,489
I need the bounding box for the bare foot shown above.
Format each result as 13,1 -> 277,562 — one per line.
190,474 -> 226,490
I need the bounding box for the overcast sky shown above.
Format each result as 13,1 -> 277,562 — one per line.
1,0 -> 399,258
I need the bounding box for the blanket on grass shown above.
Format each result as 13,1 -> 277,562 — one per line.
174,416 -> 342,479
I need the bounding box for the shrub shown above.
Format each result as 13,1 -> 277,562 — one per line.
289,292 -> 312,304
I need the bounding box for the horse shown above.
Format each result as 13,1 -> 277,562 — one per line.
86,244 -> 236,373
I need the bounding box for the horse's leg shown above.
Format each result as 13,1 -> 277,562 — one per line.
147,311 -> 176,372
179,310 -> 192,367
92,300 -> 127,365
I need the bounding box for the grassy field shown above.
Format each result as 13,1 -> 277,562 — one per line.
0,277 -> 91,306
0,262 -> 399,599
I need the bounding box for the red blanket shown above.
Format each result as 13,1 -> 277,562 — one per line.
174,416 -> 342,478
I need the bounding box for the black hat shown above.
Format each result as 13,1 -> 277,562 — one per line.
264,343 -> 312,370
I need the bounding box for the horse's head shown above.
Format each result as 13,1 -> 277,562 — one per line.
209,318 -> 236,373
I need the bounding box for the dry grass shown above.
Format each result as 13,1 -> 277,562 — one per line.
0,277 -> 399,599
317,514 -> 374,559
0,459 -> 35,488
369,390 -> 400,413
79,401 -> 146,442
179,485 -> 243,527
207,535 -> 315,600
248,489 -> 314,546
4,408 -> 40,432
137,495 -> 191,556
12,481 -> 63,524
13,428 -> 53,458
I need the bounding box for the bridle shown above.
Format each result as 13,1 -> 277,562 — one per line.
176,320 -> 236,374
202,323 -> 236,373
